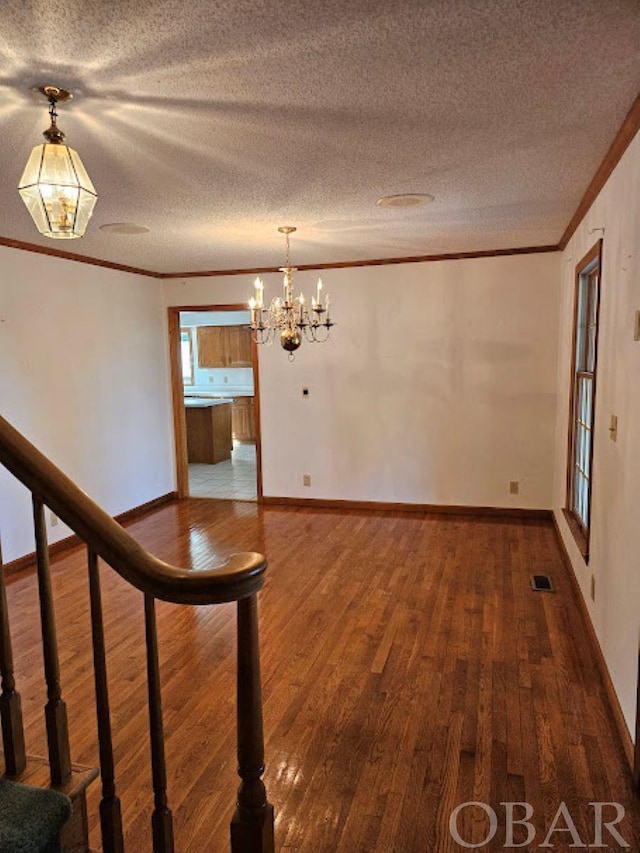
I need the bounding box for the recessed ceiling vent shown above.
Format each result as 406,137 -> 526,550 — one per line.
99,222 -> 150,235
376,193 -> 434,208
530,574 -> 554,592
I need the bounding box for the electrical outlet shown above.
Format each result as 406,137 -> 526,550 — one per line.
50,512 -> 58,527
590,575 -> 596,602
303,474 -> 311,487
208,376 -> 214,384
302,387 -> 309,397
224,375 -> 229,384
509,481 -> 519,495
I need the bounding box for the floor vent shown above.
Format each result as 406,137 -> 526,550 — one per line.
531,574 -> 554,592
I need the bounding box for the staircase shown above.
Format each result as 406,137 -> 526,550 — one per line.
0,413 -> 274,853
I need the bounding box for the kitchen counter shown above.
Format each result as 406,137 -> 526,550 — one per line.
184,397 -> 233,407
185,390 -> 254,398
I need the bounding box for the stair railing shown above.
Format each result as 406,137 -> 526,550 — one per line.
0,412 -> 274,853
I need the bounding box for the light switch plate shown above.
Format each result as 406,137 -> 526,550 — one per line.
609,414 -> 618,442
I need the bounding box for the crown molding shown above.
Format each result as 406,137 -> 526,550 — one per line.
0,234 -> 560,278
0,235 -> 160,278
157,244 -> 560,279
559,94 -> 640,250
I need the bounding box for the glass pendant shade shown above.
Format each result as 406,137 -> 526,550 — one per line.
18,143 -> 97,239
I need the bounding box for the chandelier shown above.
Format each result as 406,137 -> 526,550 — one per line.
18,85 -> 97,239
248,227 -> 334,358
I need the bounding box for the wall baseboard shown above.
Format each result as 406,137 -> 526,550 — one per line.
113,492 -> 178,525
2,491 -> 178,578
262,495 -> 552,519
551,512 -> 634,772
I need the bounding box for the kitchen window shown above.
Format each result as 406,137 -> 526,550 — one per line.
564,240 -> 602,560
181,328 -> 194,386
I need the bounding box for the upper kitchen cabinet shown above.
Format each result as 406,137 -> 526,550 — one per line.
197,325 -> 252,368
226,326 -> 253,367
197,326 -> 226,367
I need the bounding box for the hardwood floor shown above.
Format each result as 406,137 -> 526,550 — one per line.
5,500 -> 639,851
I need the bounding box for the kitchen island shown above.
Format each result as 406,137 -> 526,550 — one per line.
184,398 -> 232,463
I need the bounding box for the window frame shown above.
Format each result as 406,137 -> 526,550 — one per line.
564,239 -> 603,562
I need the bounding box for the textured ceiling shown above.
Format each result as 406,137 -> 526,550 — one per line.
0,0 -> 638,273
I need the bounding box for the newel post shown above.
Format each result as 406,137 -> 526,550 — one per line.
230,594 -> 274,853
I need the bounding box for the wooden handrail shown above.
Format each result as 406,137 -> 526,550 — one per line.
0,413 -> 265,604
0,411 -> 274,852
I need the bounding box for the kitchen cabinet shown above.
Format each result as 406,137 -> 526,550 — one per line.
196,326 -> 226,367
185,402 -> 232,463
231,397 -> 256,443
197,326 -> 252,368
226,326 -> 253,367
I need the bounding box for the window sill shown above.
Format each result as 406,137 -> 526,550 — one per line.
562,508 -> 589,564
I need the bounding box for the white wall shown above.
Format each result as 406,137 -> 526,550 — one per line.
164,251 -> 561,508
0,248 -> 175,563
553,131 -> 640,736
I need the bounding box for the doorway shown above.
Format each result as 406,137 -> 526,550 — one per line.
168,305 -> 262,501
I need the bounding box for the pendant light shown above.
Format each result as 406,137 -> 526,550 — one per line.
18,85 -> 97,239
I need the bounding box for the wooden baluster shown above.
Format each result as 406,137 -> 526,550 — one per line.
33,497 -> 71,785
231,594 -> 274,853
88,549 -> 124,852
0,539 -> 26,776
144,593 -> 174,853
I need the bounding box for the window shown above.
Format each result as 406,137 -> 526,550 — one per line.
181,328 -> 194,385
565,240 -> 602,559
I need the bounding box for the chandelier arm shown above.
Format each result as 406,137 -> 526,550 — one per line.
312,326 -> 331,343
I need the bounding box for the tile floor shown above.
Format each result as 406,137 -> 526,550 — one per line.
188,442 -> 257,500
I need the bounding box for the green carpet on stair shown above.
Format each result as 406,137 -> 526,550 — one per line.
0,778 -> 71,853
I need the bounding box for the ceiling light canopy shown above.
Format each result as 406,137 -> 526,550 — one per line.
18,85 -> 97,240
249,227 -> 334,359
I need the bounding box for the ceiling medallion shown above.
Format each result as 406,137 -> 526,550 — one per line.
248,227 -> 334,360
18,85 -> 97,239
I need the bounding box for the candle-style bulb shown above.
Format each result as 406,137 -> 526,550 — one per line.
254,277 -> 264,308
